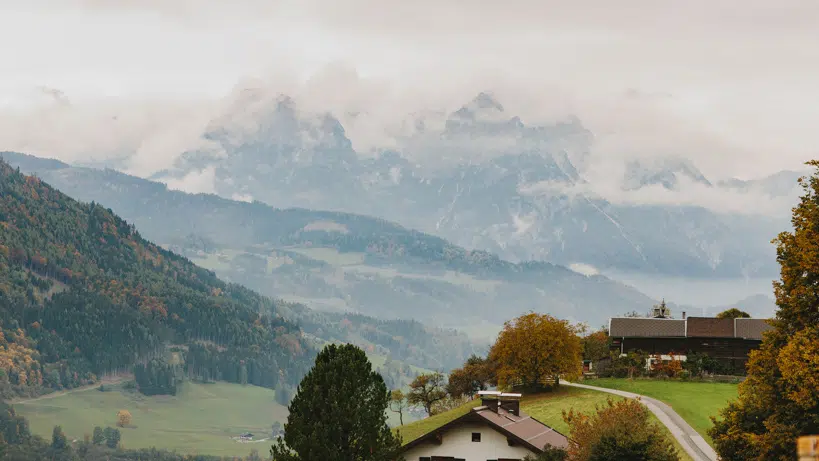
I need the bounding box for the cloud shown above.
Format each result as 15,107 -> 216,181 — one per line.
0,0 -> 817,211
164,167 -> 217,195
519,173 -> 801,217
569,263 -> 600,277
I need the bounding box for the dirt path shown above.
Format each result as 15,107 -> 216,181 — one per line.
9,376 -> 128,405
564,381 -> 718,461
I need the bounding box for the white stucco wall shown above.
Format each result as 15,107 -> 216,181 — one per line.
403,421 -> 536,461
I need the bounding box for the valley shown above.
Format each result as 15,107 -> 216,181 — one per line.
3,151 -> 659,330
16,380 -> 286,457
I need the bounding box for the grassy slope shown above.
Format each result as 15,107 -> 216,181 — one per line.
15,381 -> 287,457
588,378 -> 738,444
395,387 -> 693,461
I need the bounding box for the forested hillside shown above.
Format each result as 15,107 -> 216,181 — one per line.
0,160 -> 312,398
2,152 -> 655,329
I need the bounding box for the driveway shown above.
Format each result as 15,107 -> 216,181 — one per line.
564,381 -> 718,461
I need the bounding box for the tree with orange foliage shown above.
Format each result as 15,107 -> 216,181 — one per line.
116,409 -> 132,428
563,398 -> 678,461
488,312 -> 582,391
710,161 -> 819,461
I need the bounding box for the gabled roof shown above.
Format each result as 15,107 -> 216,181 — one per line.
609,316 -> 773,340
735,318 -> 774,340
686,317 -> 734,337
401,404 -> 568,453
609,318 -> 685,338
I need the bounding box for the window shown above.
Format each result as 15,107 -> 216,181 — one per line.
419,458 -> 431,461
472,432 -> 481,442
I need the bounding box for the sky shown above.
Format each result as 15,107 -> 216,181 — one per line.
1,0 -> 818,190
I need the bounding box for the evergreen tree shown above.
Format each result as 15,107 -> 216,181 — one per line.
50,425 -> 67,450
710,162 -> 819,460
103,427 -> 121,449
92,426 -> 104,445
270,344 -> 402,461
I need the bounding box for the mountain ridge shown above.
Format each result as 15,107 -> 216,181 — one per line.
134,91 -> 791,279
2,151 -> 657,330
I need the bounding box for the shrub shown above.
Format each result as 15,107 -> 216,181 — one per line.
563,398 -> 679,461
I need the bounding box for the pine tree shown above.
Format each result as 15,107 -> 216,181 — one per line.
710,162 -> 819,460
92,426 -> 104,445
270,344 -> 402,460
50,425 -> 67,450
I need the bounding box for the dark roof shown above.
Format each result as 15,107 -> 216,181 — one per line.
686,317 -> 733,337
401,405 -> 568,453
609,316 -> 773,340
609,318 -> 685,338
734,318 -> 773,340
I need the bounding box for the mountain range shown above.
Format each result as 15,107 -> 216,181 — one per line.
2,152 -> 657,335
0,158 -> 481,403
131,91 -> 799,280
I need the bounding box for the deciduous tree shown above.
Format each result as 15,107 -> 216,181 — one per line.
116,409 -> 132,427
446,355 -> 494,398
270,344 -> 402,461
407,372 -> 447,416
716,308 -> 751,319
710,162 -> 819,461
581,330 -> 610,363
389,389 -> 408,426
564,398 -> 678,461
489,313 -> 582,390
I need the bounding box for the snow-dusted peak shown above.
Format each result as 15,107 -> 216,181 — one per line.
622,156 -> 711,191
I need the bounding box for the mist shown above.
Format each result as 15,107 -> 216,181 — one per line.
1,0 -> 818,214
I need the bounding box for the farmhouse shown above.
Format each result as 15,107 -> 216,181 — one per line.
609,313 -> 773,373
401,391 -> 568,461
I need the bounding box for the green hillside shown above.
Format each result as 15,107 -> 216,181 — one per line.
0,159 -> 311,399
395,387 -> 694,461
15,381 -> 285,457
587,378 -> 739,444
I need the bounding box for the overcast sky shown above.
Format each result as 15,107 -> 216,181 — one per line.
1,0 -> 818,182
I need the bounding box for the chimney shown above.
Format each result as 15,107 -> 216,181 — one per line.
682,311 -> 686,319
499,393 -> 522,416
478,391 -> 501,413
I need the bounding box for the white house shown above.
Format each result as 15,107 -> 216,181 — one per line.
400,392 -> 568,461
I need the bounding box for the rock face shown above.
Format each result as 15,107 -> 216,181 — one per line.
10,90 -> 797,279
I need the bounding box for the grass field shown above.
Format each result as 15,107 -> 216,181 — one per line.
15,381 -> 287,457
394,386 -> 694,461
587,378 -> 739,444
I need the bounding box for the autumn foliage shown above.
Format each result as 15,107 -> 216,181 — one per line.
116,409 -> 132,428
488,312 -> 582,390
563,398 -> 679,461
0,160 -> 311,397
407,372 -> 447,416
709,161 -> 819,460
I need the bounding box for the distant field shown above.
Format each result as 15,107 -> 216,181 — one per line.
15,381 -> 286,457
288,247 -> 366,265
588,378 -> 739,444
395,386 -> 693,461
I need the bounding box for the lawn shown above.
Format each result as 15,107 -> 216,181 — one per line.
394,398 -> 483,444
587,378 -> 739,444
15,381 -> 287,457
394,386 -> 694,461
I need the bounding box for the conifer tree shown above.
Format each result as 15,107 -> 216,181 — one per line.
270,344 -> 402,461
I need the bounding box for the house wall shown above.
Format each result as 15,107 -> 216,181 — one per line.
403,422 -> 536,461
610,337 -> 763,374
